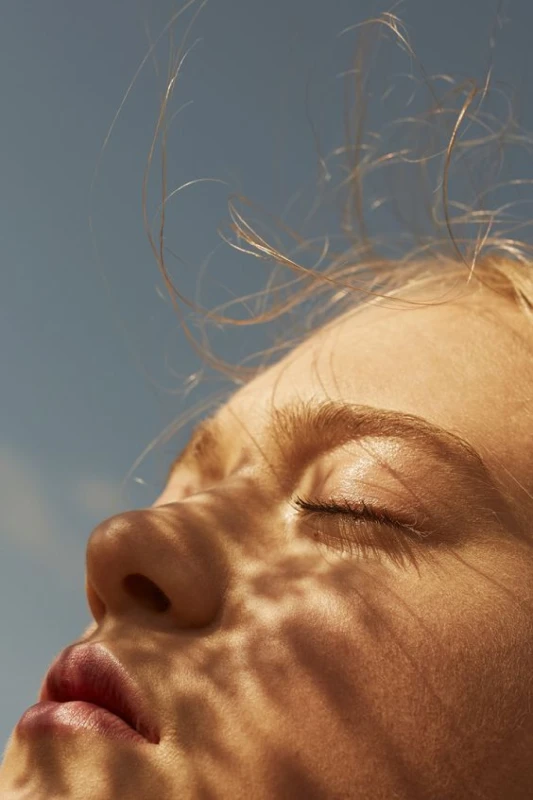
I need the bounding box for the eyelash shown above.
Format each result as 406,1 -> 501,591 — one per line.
292,495 -> 423,567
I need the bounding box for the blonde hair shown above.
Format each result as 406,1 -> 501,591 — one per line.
122,7 -> 533,491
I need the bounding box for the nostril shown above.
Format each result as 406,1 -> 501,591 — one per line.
122,574 -> 171,613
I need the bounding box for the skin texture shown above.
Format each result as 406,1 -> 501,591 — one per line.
1,277 -> 533,799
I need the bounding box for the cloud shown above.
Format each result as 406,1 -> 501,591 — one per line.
0,445 -> 79,576
0,446 -> 147,587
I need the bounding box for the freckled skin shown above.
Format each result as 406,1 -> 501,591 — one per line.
2,279 -> 533,799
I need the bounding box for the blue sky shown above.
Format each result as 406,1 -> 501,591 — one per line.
2,0 -> 533,750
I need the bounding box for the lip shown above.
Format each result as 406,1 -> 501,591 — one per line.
18,642 -> 159,744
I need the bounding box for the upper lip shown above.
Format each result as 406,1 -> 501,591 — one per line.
39,642 -> 160,744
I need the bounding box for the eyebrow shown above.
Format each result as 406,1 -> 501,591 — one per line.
165,398 -> 498,498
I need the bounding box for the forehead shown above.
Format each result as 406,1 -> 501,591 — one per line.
222,284 -> 533,516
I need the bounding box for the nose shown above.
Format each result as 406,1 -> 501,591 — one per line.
85,503 -> 231,630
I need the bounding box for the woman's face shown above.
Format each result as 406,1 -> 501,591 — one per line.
2,280 -> 533,800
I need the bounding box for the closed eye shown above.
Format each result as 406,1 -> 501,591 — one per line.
292,494 -> 436,569
293,496 -> 409,529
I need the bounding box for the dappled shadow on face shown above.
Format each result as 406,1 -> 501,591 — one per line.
2,475 -> 533,800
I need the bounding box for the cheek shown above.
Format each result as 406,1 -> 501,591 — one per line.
241,554 -> 533,760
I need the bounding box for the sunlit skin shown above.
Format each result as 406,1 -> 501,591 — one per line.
2,277 -> 533,799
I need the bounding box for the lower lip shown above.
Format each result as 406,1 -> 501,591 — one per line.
16,701 -> 148,744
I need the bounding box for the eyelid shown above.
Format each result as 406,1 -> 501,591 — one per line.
291,494 -> 451,571
292,495 -> 421,567
294,439 -> 456,531
295,495 -> 397,526
292,495 -> 428,535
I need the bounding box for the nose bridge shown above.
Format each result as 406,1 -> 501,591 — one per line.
195,469 -> 285,556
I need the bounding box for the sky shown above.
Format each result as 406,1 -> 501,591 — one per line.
2,0 -> 533,751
